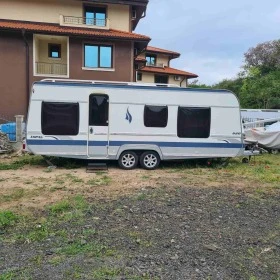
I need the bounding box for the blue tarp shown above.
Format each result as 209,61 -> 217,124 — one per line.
0,123 -> 16,141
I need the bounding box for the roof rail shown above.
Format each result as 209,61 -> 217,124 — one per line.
40,79 -> 180,88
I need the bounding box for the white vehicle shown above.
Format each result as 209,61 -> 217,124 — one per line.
26,79 -> 244,170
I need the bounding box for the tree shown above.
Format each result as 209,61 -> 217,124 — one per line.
244,40 -> 280,74
241,69 -> 280,109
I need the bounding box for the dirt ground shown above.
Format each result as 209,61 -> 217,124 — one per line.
0,155 -> 279,279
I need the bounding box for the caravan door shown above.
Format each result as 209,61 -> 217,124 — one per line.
88,94 -> 109,158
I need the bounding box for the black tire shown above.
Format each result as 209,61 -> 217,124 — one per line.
140,151 -> 160,170
118,151 -> 138,170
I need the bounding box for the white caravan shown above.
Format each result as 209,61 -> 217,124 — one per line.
26,79 -> 244,169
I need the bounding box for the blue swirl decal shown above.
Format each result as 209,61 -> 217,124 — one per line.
125,107 -> 132,123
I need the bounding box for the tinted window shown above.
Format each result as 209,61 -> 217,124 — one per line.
85,6 -> 106,26
137,72 -> 142,81
42,102 -> 79,135
144,105 -> 168,128
89,95 -> 108,126
146,54 -> 157,66
177,107 -> 211,138
84,45 -> 112,68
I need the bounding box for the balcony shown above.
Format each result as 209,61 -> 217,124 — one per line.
60,15 -> 110,30
35,62 -> 67,76
34,34 -> 69,77
146,62 -> 165,68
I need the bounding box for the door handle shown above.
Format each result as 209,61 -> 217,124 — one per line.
90,128 -> 93,134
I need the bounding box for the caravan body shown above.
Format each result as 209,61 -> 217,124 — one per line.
26,80 -> 244,169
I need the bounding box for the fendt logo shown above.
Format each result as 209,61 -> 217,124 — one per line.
125,107 -> 132,124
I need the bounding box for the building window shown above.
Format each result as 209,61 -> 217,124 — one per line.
155,75 -> 168,84
144,105 -> 168,128
41,102 -> 79,135
84,44 -> 113,68
84,6 -> 106,26
89,95 -> 109,126
146,54 -> 157,66
177,107 -> 211,138
48,44 -> 61,59
137,72 -> 142,81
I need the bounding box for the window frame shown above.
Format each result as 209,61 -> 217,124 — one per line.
137,72 -> 142,81
145,54 -> 157,66
84,5 -> 107,26
177,107 -> 211,139
41,101 -> 80,136
84,44 -> 113,69
155,75 -> 169,84
48,44 -> 61,59
144,105 -> 168,128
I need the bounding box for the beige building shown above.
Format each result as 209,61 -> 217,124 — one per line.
135,46 -> 198,87
0,0 -> 150,120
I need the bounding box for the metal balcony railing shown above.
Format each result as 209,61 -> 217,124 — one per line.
146,62 -> 165,68
36,62 -> 67,76
61,15 -> 109,29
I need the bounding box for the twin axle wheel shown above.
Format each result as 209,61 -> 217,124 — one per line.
118,151 -> 160,170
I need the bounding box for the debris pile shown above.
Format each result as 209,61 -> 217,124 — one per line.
0,132 -> 14,153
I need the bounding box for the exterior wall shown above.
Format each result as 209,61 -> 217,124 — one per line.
0,0 -> 82,24
0,30 -> 134,119
0,31 -> 29,120
0,0 -> 130,32
68,38 -> 133,82
155,54 -> 170,66
36,37 -> 68,65
137,72 -> 155,83
137,72 -> 188,87
108,4 -> 130,32
138,52 -> 170,66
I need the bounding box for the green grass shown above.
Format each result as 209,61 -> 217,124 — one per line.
0,211 -> 18,229
225,154 -> 280,187
87,175 -> 112,186
92,268 -> 122,280
0,188 -> 25,203
49,200 -> 72,215
0,271 -> 15,280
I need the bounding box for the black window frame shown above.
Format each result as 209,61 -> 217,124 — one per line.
41,102 -> 80,136
84,5 -> 107,26
89,94 -> 109,127
144,105 -> 168,128
48,44 -> 61,59
177,107 -> 211,139
84,44 -> 113,69
146,54 -> 157,66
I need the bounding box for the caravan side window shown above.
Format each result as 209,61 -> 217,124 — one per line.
144,105 -> 168,128
89,95 -> 108,126
177,107 -> 211,138
41,102 -> 79,135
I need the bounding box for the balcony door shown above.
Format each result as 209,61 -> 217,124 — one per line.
155,75 -> 169,84
84,6 -> 106,26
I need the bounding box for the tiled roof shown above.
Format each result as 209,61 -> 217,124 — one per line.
146,46 -> 180,57
135,57 -> 147,62
139,66 -> 198,78
0,19 -> 150,41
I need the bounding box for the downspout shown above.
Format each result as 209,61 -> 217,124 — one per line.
180,76 -> 186,88
21,29 -> 30,115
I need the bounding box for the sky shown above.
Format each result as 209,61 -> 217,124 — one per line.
136,0 -> 280,85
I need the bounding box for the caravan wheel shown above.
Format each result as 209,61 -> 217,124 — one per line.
140,151 -> 160,170
118,151 -> 138,170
